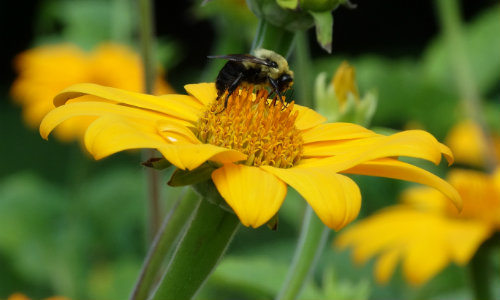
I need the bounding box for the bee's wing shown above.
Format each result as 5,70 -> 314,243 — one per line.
207,54 -> 276,67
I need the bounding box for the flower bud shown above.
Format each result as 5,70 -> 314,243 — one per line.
299,0 -> 342,12
315,61 -> 377,126
332,61 -> 359,106
246,0 -> 314,31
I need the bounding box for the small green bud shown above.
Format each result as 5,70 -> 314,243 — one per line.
247,0 -> 314,31
299,0 -> 342,12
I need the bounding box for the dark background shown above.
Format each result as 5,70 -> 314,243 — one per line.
0,0 -> 496,87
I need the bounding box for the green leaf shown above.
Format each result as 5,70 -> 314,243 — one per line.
310,11 -> 333,53
277,0 -> 300,10
0,172 -> 67,282
422,5 -> 500,94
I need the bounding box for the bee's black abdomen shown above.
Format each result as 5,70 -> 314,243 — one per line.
215,61 -> 247,97
210,50 -> 293,106
215,61 -> 269,98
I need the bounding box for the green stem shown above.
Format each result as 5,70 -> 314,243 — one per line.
139,0 -> 156,94
251,19 -> 296,58
202,21 -> 247,82
468,235 -> 497,300
150,198 -> 240,300
130,188 -> 200,300
276,205 -> 329,300
138,0 -> 161,240
293,31 -> 314,108
111,0 -> 132,44
435,0 -> 498,172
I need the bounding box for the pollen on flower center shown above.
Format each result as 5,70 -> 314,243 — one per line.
195,87 -> 304,168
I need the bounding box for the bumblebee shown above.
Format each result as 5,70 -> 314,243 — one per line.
208,48 -> 294,111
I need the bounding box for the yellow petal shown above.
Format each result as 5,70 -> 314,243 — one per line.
158,144 -> 247,171
374,248 -> 401,284
335,208 -> 414,263
54,83 -> 200,122
184,82 -> 217,106
82,115 -> 246,170
157,120 -> 200,144
157,94 -> 205,113
445,120 -> 490,166
342,158 -> 462,210
40,101 -> 192,140
400,186 -> 449,212
84,116 -> 167,159
402,235 -> 449,286
261,166 -> 361,230
303,130 -> 445,166
301,122 -> 378,144
438,142 -> 454,166
293,104 -> 327,131
444,219 -> 492,264
212,164 -> 287,228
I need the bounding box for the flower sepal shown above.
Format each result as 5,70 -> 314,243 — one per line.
247,0 -> 314,32
266,214 -> 279,230
168,163 -> 218,187
193,179 -> 234,214
142,157 -> 173,170
334,91 -> 377,126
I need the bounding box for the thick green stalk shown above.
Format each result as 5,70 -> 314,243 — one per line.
130,189 -> 200,300
138,0 -> 161,239
469,248 -> 493,300
468,233 -> 499,300
251,19 -> 296,58
435,0 -> 498,171
276,206 -> 329,300
150,198 -> 240,300
139,0 -> 156,94
111,0 -> 132,44
293,31 -> 314,108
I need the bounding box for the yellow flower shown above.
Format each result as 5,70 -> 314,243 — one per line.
7,293 -> 68,300
335,168 -> 499,285
332,61 -> 359,107
315,61 -> 376,126
445,120 -> 500,167
10,43 -> 173,142
40,83 -> 460,230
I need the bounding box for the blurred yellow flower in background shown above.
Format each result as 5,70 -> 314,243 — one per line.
445,120 -> 500,167
40,82 -> 460,230
7,293 -> 69,300
335,167 -> 500,285
10,43 -> 173,141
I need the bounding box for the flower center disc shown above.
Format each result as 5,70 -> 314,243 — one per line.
195,87 -> 303,168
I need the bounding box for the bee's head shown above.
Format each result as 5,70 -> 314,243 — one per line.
277,72 -> 294,91
254,48 -> 292,79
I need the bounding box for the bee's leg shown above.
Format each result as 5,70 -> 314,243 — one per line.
219,73 -> 243,113
267,77 -> 286,107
